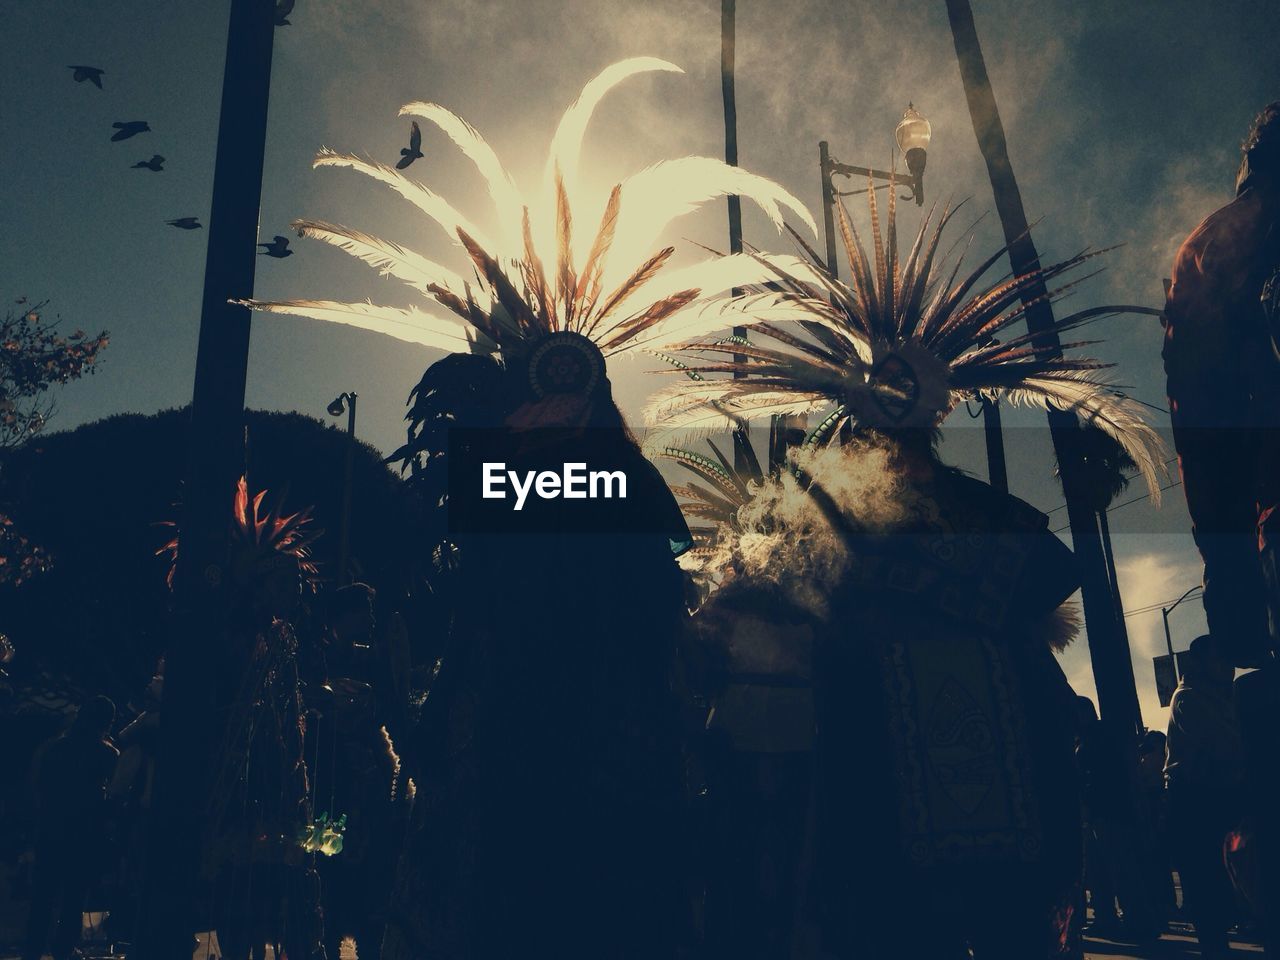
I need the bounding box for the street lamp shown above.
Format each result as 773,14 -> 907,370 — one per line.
1161,583 -> 1204,682
818,104 -> 931,279
894,103 -> 931,205
327,391 -> 358,582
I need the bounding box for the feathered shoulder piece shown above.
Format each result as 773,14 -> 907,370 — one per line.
645,185 -> 1167,499
654,431 -> 763,548
243,57 -> 818,398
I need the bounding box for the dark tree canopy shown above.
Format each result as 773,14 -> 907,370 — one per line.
0,407 -> 422,699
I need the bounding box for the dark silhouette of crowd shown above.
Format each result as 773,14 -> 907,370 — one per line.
3,101 -> 1280,960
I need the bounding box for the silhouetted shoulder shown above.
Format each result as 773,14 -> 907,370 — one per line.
1171,192 -> 1268,302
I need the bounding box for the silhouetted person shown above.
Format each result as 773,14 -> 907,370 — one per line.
1164,102 -> 1280,667
1165,635 -> 1243,960
312,583 -> 403,960
67,65 -> 104,88
1074,696 -> 1122,935
105,667 -> 165,945
22,696 -> 119,960
383,344 -> 692,960
396,121 -> 423,169
132,154 -> 165,172
1165,105 -> 1280,951
110,121 -> 150,141
693,580 -> 816,960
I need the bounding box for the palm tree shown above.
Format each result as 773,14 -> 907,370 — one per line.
1057,426 -> 1139,641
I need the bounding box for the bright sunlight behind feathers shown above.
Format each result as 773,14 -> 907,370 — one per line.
244,57 -> 822,362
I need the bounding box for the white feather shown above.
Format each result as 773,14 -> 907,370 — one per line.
399,102 -> 525,254
545,57 -> 683,204
614,294 -> 836,355
634,253 -> 822,305
996,376 -> 1168,502
313,149 -> 493,250
241,299 -> 474,352
293,220 -> 470,298
603,158 -> 818,291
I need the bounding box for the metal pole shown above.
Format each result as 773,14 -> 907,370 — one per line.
721,0 -> 752,471
721,0 -> 743,260
1163,584 -> 1203,681
946,0 -> 1143,739
980,397 -> 1008,494
1162,607 -> 1177,681
338,394 -> 357,581
137,0 -> 276,956
818,140 -> 839,278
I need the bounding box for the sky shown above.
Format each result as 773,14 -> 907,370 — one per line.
6,0 -> 1280,727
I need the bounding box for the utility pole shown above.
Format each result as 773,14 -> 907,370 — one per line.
721,0 -> 744,263
721,0 -> 756,471
135,0 -> 276,955
944,0 -> 1143,739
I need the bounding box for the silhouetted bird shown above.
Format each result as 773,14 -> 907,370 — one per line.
133,155 -> 165,172
68,66 -> 105,89
275,0 -> 295,25
258,235 -> 293,258
166,217 -> 202,230
111,121 -> 150,142
396,121 -> 424,170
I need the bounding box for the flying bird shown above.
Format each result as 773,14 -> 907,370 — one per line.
68,65 -> 105,89
133,155 -> 165,172
395,121 -> 423,169
275,0 -> 295,25
166,217 -> 202,230
258,235 -> 293,258
111,121 -> 151,142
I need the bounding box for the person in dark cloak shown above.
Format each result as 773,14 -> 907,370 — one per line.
311,582 -> 405,960
21,695 -> 119,960
804,431 -> 1087,960
1164,634 -> 1244,959
1164,100 -> 1280,947
1164,101 -> 1280,667
382,338 -> 693,960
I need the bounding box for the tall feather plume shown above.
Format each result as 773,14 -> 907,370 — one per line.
575,184 -> 621,319
399,102 -> 524,253
651,189 -> 1168,498
242,59 -> 821,370
554,169 -> 576,329
312,149 -> 492,250
545,57 -> 683,207
293,219 -> 469,297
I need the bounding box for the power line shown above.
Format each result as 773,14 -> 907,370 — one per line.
1046,456 -> 1180,515
1050,476 -> 1184,534
1122,590 -> 1203,620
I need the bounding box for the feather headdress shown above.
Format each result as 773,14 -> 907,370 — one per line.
645,185 -> 1167,499
243,58 -> 817,383
655,431 -> 764,548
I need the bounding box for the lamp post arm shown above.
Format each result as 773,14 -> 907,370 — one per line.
826,160 -> 903,183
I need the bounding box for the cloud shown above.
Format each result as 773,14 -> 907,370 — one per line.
1116,543 -> 1206,727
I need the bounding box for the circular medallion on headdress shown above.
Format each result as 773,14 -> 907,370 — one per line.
848,342 -> 952,430
526,331 -> 606,399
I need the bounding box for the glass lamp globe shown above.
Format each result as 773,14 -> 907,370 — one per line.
894,103 -> 931,154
